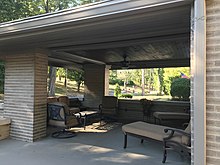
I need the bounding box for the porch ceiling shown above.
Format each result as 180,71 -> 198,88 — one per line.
0,0 -> 192,69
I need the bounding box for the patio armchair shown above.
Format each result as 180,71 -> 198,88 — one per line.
47,102 -> 79,138
99,96 -> 118,122
162,121 -> 191,163
47,96 -> 58,103
58,96 -> 82,114
140,98 -> 153,122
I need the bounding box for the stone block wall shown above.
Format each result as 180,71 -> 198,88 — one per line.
83,64 -> 106,108
4,51 -> 48,142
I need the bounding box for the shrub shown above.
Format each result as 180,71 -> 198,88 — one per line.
170,78 -> 190,101
114,83 -> 121,97
127,80 -> 135,86
120,94 -> 133,99
109,79 -> 124,85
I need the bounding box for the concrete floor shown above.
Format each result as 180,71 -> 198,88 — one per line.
0,126 -> 190,165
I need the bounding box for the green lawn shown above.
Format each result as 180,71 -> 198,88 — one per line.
54,78 -> 84,97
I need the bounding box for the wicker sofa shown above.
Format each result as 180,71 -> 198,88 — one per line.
0,117 -> 11,140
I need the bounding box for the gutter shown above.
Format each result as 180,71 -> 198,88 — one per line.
0,0 -> 193,36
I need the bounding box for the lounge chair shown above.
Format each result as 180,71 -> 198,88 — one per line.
122,121 -> 191,163
162,121 -> 191,163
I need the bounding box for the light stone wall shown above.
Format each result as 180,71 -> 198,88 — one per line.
4,50 -> 48,142
83,64 -> 106,108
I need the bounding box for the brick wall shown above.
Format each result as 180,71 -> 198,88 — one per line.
206,0 -> 220,164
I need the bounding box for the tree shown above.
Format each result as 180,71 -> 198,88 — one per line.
147,68 -> 156,92
109,70 -> 117,84
67,70 -> 84,92
117,70 -> 132,92
0,0 -> 100,23
57,68 -> 66,81
131,69 -> 141,86
80,0 -> 100,5
141,69 -> 145,96
48,66 -> 56,96
158,68 -> 165,95
114,83 -> 121,98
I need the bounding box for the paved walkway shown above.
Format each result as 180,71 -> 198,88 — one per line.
0,126 -> 190,165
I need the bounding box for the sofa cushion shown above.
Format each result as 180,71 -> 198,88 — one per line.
122,121 -> 170,141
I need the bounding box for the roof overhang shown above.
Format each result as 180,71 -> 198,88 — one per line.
0,0 -> 193,69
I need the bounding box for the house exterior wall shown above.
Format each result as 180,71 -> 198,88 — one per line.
206,0 -> 220,164
4,51 -> 48,142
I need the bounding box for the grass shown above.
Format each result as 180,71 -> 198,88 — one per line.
132,95 -> 172,101
109,84 -> 172,101
54,78 -> 84,97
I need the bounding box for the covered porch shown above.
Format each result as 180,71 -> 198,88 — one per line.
0,0 -> 207,164
0,0 -> 192,140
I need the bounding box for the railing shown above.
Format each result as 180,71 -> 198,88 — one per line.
117,99 -> 190,122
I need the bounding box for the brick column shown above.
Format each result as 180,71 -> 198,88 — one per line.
83,64 -> 109,108
4,50 -> 48,142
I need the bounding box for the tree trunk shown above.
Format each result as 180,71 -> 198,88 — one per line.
141,69 -> 145,96
124,80 -> 127,93
158,68 -> 164,95
48,66 -> 56,96
64,69 -> 67,87
44,0 -> 49,13
77,82 -> 81,92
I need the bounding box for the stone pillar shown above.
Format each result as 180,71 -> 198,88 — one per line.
104,65 -> 110,96
4,50 -> 48,142
84,64 -> 109,108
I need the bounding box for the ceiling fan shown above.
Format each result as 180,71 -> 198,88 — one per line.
120,53 -> 130,69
